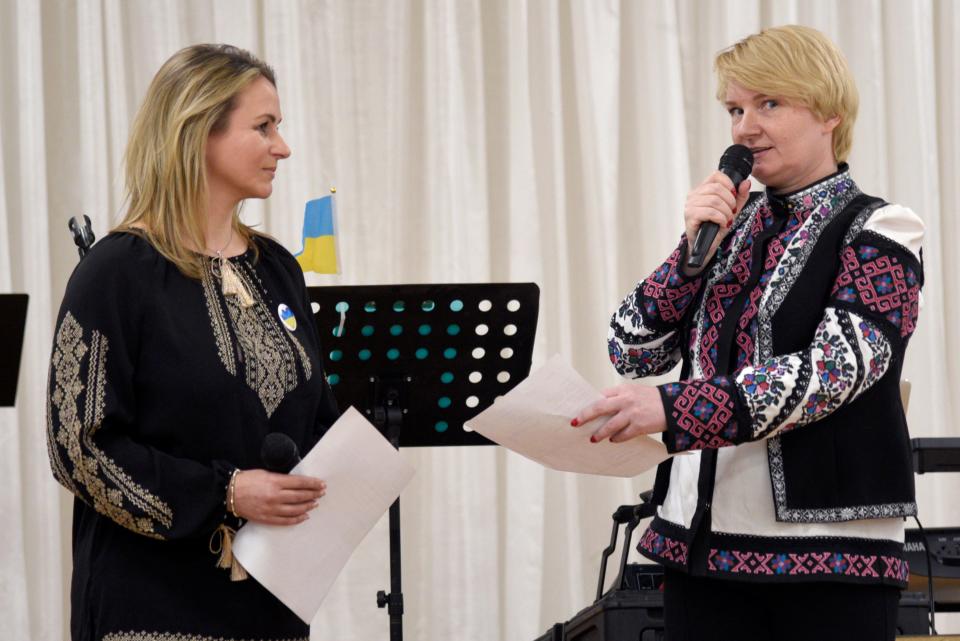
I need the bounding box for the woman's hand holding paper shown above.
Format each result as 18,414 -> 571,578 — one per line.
572,384 -> 667,443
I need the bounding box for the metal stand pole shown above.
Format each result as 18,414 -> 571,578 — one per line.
375,383 -> 405,641
377,498 -> 404,640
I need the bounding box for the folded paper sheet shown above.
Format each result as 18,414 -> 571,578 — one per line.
465,355 -> 670,477
232,406 -> 415,623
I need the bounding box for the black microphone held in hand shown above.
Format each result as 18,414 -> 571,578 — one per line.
261,432 -> 301,473
686,144 -> 754,269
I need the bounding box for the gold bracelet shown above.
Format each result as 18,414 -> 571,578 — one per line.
227,469 -> 240,518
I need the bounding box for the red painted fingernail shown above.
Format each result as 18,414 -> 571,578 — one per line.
590,435 -> 597,443
570,418 -> 579,427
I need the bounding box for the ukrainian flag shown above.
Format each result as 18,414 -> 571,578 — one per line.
295,194 -> 339,274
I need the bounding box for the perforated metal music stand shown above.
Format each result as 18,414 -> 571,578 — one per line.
307,283 -> 539,641
0,294 -> 29,407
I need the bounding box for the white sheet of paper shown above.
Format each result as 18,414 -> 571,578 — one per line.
465,354 -> 670,477
232,406 -> 415,623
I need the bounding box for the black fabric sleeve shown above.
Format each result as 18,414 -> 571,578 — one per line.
46,239 -> 235,541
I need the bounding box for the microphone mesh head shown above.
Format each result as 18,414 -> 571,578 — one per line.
719,144 -> 754,182
261,432 -> 300,473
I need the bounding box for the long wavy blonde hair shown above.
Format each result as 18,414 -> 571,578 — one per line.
116,44 -> 276,279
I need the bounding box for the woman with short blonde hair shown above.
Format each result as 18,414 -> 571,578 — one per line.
714,24 -> 859,163
577,25 -> 922,640
47,44 -> 337,640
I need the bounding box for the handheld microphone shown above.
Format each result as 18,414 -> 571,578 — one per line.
686,144 -> 754,269
261,433 -> 301,473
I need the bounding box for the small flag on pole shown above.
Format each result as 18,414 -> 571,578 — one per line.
295,193 -> 339,274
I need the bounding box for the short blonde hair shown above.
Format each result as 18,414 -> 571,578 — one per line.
714,25 -> 858,163
117,44 -> 276,279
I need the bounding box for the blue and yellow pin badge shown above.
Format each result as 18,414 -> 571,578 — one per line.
295,189 -> 340,274
278,304 -> 297,331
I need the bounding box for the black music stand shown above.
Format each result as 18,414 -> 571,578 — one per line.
912,438 -> 960,474
905,437 -> 960,633
0,294 -> 29,407
307,283 -> 539,641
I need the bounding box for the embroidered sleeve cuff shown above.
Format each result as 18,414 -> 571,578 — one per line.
658,378 -> 751,453
608,328 -> 682,378
608,237 -> 704,379
640,237 -> 705,330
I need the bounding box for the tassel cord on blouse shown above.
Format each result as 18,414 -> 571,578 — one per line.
209,523 -> 249,582
210,249 -> 254,309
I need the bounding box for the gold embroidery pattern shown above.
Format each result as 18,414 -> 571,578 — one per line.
227,264 -> 298,417
47,361 -> 77,494
200,259 -> 313,418
290,330 -> 312,382
201,269 -> 237,376
236,260 -> 313,384
103,633 -> 308,641
48,312 -> 173,538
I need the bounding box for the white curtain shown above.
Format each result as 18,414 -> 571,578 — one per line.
1,1 -> 957,639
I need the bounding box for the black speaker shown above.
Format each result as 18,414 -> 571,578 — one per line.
563,589 -> 665,641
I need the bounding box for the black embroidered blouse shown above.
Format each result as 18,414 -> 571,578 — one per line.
609,167 -> 924,586
47,232 -> 338,641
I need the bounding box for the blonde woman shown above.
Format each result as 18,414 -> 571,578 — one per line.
47,45 -> 337,640
575,26 -> 923,640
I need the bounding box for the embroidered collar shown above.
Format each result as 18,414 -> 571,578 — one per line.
766,163 -> 857,219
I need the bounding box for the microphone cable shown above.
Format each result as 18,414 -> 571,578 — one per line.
912,514 -> 938,635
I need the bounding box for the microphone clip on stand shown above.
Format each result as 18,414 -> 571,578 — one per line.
69,214 -> 96,259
